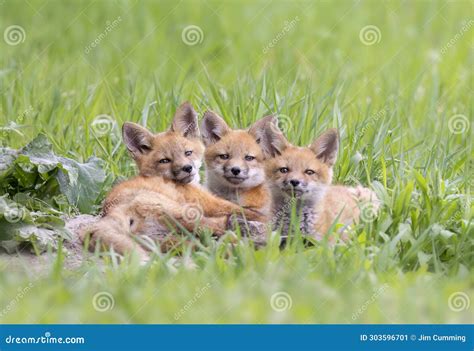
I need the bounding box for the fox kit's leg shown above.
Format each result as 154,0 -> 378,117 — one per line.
180,185 -> 266,222
239,186 -> 271,221
130,197 -> 229,236
80,209 -> 149,262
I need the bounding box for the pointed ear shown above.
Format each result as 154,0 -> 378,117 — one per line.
170,101 -> 199,138
122,122 -> 154,157
310,128 -> 339,166
200,110 -> 231,146
247,115 -> 277,144
259,120 -> 290,157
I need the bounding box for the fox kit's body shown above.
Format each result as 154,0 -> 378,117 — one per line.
200,112 -> 273,220
263,127 -> 379,239
82,103 -> 263,261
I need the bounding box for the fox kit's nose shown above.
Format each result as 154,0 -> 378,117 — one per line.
290,179 -> 300,187
182,165 -> 193,173
231,167 -> 241,176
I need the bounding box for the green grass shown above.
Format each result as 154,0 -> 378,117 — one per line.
0,0 -> 472,323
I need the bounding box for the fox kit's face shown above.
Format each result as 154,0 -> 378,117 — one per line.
267,147 -> 332,200
263,127 -> 339,202
122,102 -> 204,184
201,112 -> 274,190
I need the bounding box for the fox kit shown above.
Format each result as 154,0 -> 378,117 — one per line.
82,102 -> 263,261
200,111 -> 273,220
262,125 -> 379,240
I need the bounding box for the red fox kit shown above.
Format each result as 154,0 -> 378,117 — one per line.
82,102 -> 263,261
262,125 -> 379,240
200,111 -> 273,220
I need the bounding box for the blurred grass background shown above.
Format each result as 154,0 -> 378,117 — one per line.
0,0 -> 472,323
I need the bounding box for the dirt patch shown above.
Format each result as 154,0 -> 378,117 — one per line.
0,215 -> 99,274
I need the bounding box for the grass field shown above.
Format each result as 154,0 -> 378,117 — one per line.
0,0 -> 472,323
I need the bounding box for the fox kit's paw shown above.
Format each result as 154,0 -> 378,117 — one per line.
241,207 -> 268,222
227,215 -> 268,248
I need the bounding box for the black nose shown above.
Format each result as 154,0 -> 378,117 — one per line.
182,165 -> 193,173
290,179 -> 300,187
231,167 -> 241,176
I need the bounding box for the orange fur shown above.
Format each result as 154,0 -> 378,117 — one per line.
201,112 -> 274,220
81,103 -> 263,262
263,126 -> 379,239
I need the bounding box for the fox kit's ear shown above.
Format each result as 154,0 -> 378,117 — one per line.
310,128 -> 339,166
260,120 -> 290,157
171,101 -> 200,138
123,122 -> 154,157
200,110 -> 231,145
248,115 -> 277,144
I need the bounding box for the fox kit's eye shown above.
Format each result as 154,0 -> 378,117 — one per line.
279,167 -> 289,174
245,155 -> 255,161
305,169 -> 316,175
219,154 -> 230,160
185,150 -> 193,157
159,158 -> 171,164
